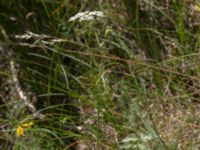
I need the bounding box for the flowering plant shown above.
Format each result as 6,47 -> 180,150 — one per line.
16,122 -> 34,137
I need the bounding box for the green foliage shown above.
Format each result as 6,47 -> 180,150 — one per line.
1,0 -> 200,149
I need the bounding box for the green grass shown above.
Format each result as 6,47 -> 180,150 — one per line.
1,0 -> 200,149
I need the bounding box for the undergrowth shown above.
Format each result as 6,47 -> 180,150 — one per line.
1,0 -> 200,149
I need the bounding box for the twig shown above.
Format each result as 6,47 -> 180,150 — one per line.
10,60 -> 45,119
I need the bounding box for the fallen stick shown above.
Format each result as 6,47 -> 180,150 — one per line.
10,60 -> 45,119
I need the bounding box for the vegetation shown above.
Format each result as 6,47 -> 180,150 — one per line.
1,0 -> 200,149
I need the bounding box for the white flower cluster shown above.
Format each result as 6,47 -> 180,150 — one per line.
68,11 -> 105,22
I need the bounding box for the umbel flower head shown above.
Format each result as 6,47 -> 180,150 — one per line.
69,11 -> 105,22
16,122 -> 34,137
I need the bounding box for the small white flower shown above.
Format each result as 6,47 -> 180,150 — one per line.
68,11 -> 105,22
